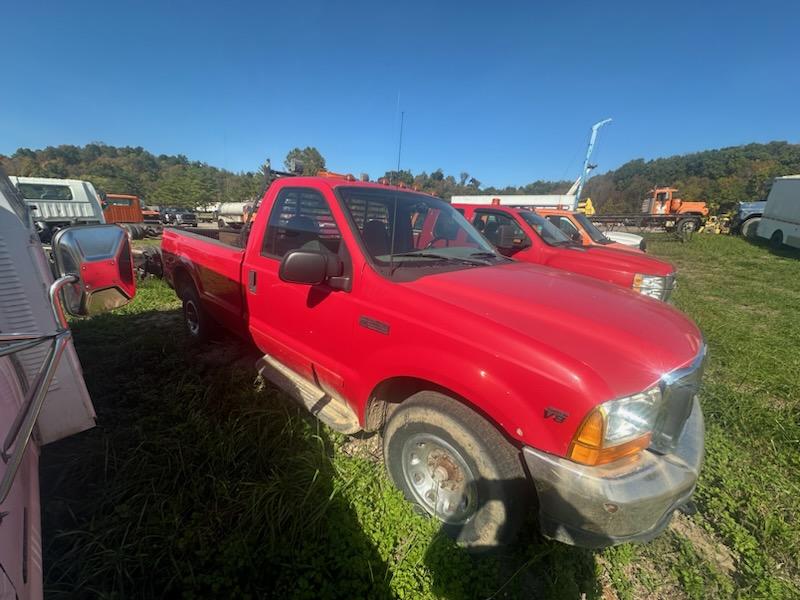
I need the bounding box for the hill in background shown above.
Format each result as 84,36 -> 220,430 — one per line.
584,141 -> 800,213
3,141 -> 800,213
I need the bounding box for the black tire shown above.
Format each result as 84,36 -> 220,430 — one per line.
740,217 -> 760,239
677,218 -> 699,234
218,218 -> 226,229
179,280 -> 213,343
383,391 -> 529,550
770,230 -> 784,249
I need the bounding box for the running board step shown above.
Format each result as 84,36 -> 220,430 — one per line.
256,355 -> 360,434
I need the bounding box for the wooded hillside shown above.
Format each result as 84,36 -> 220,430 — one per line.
3,141 -> 799,213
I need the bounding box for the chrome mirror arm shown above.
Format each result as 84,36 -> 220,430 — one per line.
0,275 -> 77,504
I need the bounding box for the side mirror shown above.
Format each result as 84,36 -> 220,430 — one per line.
496,225 -> 516,249
571,231 -> 583,243
52,225 -> 136,316
279,250 -> 351,291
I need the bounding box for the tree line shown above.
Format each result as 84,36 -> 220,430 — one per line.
2,141 -> 799,213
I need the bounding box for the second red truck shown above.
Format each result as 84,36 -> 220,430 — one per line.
162,173 -> 705,550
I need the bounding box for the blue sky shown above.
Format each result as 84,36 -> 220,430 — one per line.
2,0 -> 798,187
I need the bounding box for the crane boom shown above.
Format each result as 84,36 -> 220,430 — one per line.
575,118 -> 612,203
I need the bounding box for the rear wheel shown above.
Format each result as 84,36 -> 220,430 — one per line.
179,281 -> 214,343
218,218 -> 226,229
383,391 -> 529,550
770,230 -> 784,249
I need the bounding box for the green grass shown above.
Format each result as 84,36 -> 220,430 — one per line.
41,235 -> 800,598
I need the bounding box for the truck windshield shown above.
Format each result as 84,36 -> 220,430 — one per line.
338,187 -> 503,273
574,213 -> 612,244
517,211 -> 575,246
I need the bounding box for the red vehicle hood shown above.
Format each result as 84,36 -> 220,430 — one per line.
405,261 -> 702,399
547,244 -> 674,277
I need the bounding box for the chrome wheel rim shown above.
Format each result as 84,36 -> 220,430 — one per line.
185,300 -> 200,336
401,433 -> 477,524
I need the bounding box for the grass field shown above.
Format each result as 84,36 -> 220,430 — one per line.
40,235 -> 799,599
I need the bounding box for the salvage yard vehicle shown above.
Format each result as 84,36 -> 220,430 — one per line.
10,175 -> 105,242
730,201 -> 765,238
534,207 -> 647,252
102,193 -> 162,238
161,207 -> 198,227
216,201 -> 255,228
590,187 -> 709,236
757,175 -> 800,249
162,173 -> 705,549
0,168 -> 136,600
453,203 -> 676,301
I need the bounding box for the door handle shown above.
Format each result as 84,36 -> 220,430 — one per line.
248,270 -> 257,293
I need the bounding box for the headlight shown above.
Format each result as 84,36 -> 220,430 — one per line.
568,386 -> 662,466
633,273 -> 667,300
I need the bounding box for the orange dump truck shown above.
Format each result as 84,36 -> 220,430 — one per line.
591,188 -> 709,236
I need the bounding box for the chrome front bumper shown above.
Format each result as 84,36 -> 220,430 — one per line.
523,397 -> 704,548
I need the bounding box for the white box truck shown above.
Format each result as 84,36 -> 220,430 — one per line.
758,175 -> 800,249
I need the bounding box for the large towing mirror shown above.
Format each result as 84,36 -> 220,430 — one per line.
52,225 -> 136,316
279,250 -> 351,291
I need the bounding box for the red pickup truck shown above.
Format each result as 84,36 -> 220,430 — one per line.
452,204 -> 676,301
162,174 -> 705,549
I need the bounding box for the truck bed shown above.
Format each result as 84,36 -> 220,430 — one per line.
161,227 -> 247,327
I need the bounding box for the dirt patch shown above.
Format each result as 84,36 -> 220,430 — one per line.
597,553 -> 689,600
669,512 -> 737,576
340,432 -> 384,464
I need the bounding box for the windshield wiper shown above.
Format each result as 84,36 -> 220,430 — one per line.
389,252 -> 492,274
396,252 -> 492,265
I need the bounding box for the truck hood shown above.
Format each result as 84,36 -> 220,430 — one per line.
405,261 -> 702,399
547,243 -> 673,277
604,231 -> 643,247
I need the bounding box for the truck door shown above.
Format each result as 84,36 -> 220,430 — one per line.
242,186 -> 356,400
472,209 -> 536,260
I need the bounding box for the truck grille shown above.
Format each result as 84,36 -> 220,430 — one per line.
650,345 -> 705,454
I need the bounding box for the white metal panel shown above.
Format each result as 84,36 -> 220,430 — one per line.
10,176 -> 104,224
450,194 -> 578,209
0,204 -> 96,445
763,177 -> 800,222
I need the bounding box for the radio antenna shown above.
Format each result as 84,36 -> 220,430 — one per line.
396,111 -> 405,174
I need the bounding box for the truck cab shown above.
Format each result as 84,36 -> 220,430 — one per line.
534,207 -> 646,253
453,203 -> 676,301
10,176 -> 106,242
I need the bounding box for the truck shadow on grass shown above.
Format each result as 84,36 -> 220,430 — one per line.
421,477 -> 601,599
40,308 -> 394,599
40,306 -> 601,599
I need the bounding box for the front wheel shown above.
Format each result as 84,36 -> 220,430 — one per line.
770,230 -> 784,249
383,391 -> 529,550
740,217 -> 760,239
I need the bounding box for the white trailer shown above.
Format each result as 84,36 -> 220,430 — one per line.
757,175 -> 800,249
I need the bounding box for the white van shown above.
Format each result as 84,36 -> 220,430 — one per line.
758,175 -> 800,249
9,176 -> 105,241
